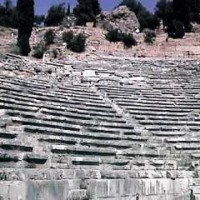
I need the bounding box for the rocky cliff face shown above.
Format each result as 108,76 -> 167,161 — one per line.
97,6 -> 140,34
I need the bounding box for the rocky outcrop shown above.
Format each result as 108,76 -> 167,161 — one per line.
97,6 -> 140,33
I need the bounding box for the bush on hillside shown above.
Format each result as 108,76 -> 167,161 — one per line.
9,43 -> 20,55
144,29 -> 156,44
44,29 -> 55,45
106,29 -> 137,48
62,30 -> 74,44
68,33 -> 87,53
105,29 -> 123,42
121,33 -> 137,48
32,42 -> 48,59
167,20 -> 185,39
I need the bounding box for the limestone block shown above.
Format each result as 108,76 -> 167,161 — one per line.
26,180 -> 69,200
0,181 -> 26,200
86,179 -> 109,198
82,70 -> 96,77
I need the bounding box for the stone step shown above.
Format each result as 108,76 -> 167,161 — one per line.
166,138 -> 200,143
152,131 -> 186,137
134,115 -> 190,121
71,157 -> 101,166
79,139 -> 134,149
0,152 -> 19,162
23,153 -> 48,164
145,126 -> 182,132
123,106 -> 191,113
139,120 -> 189,126
51,145 -> 117,157
41,108 -> 123,123
118,101 -> 200,110
24,125 -> 146,142
120,150 -> 166,158
1,91 -> 112,114
116,99 -> 174,106
67,189 -> 87,200
129,110 -> 188,117
54,89 -> 101,99
189,127 -> 200,131
11,117 -> 81,132
0,142 -> 33,152
0,129 -> 17,139
0,102 -> 39,112
0,78 -> 50,90
175,145 -> 200,151
86,127 -> 120,135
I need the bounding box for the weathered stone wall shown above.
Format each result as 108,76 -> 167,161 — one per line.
1,178 -> 199,200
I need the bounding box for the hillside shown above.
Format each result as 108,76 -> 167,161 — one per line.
1,26 -> 200,61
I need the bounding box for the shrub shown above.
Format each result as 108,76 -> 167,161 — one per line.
52,48 -> 58,59
9,43 -> 20,55
144,30 -> 156,44
68,33 -> 87,53
44,3 -> 66,26
121,33 -> 137,48
105,29 -> 123,42
62,31 -> 74,44
32,42 -> 48,59
167,20 -> 185,39
44,29 -> 55,45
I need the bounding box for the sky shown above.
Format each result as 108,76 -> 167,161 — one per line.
0,0 -> 157,15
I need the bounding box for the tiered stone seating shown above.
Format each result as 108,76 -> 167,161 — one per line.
1,57 -> 200,199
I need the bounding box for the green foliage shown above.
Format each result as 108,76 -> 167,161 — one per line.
155,0 -> 200,37
105,29 -> 137,48
167,20 -> 185,39
62,31 -> 74,44
17,0 -> 34,56
121,33 -> 137,48
34,15 -> 45,26
52,48 -> 58,59
44,29 -> 55,45
68,33 -> 87,53
0,0 -> 18,28
144,29 -> 156,44
105,29 -> 123,42
73,0 -> 101,26
44,3 -> 66,26
119,0 -> 159,30
32,42 -> 47,59
9,43 -> 20,55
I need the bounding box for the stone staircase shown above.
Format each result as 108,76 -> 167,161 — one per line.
0,55 -> 200,199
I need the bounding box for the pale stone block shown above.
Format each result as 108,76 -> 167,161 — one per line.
26,180 -> 69,200
87,179 -> 109,198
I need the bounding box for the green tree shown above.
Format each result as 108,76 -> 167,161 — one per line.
44,29 -> 55,45
119,0 -> 159,30
44,3 -> 66,26
73,0 -> 101,26
155,0 -> 173,29
173,0 -> 191,32
68,33 -> 87,53
17,0 -> 34,56
0,0 -> 18,28
156,0 -> 200,37
34,15 -> 45,26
